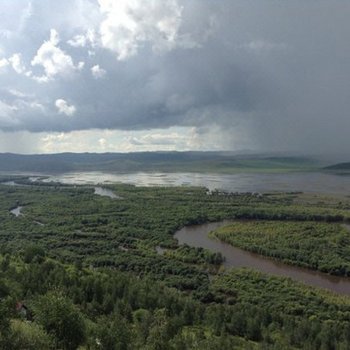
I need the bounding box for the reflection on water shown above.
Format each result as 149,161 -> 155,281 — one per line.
10,206 -> 22,217
42,171 -> 350,195
175,221 -> 350,295
34,220 -> 45,226
155,246 -> 167,255
94,187 -> 121,199
3,181 -> 16,186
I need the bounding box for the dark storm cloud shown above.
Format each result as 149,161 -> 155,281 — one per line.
0,0 -> 350,153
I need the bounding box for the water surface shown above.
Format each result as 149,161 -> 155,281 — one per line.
42,171 -> 350,195
10,206 -> 23,217
94,187 -> 121,199
174,221 -> 350,295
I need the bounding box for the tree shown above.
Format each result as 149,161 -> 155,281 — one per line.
0,299 -> 12,349
23,245 -> 46,264
10,319 -> 54,350
33,291 -> 86,350
146,309 -> 170,350
90,314 -> 132,350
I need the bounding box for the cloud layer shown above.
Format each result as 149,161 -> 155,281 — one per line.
0,0 -> 350,154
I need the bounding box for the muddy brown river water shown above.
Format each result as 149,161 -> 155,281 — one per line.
174,221 -> 350,295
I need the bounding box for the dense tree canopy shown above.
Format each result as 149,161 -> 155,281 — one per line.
0,179 -> 350,348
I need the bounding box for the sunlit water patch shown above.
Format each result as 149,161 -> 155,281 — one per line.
94,186 -> 122,199
40,171 -> 350,195
10,206 -> 23,217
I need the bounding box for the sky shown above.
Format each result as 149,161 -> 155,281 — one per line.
0,0 -> 349,154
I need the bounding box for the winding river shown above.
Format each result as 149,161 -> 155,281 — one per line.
174,221 -> 350,295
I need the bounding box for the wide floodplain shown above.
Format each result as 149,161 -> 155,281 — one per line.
43,171 -> 350,195
4,170 -> 350,295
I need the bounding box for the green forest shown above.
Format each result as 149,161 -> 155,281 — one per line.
1,177 -> 350,349
211,221 -> 350,275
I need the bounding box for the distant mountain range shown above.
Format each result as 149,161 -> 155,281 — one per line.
0,152 -> 325,174
323,162 -> 350,171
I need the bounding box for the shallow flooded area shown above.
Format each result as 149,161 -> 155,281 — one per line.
10,206 -> 22,217
41,171 -> 350,195
174,221 -> 350,295
94,187 -> 121,199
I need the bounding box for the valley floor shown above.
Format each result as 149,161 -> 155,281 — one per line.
1,177 -> 350,349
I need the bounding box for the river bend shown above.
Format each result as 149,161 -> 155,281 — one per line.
174,221 -> 350,295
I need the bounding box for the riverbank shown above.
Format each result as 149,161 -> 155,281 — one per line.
174,221 -> 350,295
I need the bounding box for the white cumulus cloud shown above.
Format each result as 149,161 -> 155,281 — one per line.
31,29 -> 83,82
8,53 -> 26,74
91,64 -> 106,79
98,0 -> 183,60
0,58 -> 9,72
55,99 -> 76,116
67,29 -> 97,47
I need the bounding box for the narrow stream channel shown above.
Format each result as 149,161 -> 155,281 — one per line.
174,221 -> 350,296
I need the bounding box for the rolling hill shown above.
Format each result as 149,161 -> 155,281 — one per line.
0,152 -> 321,174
